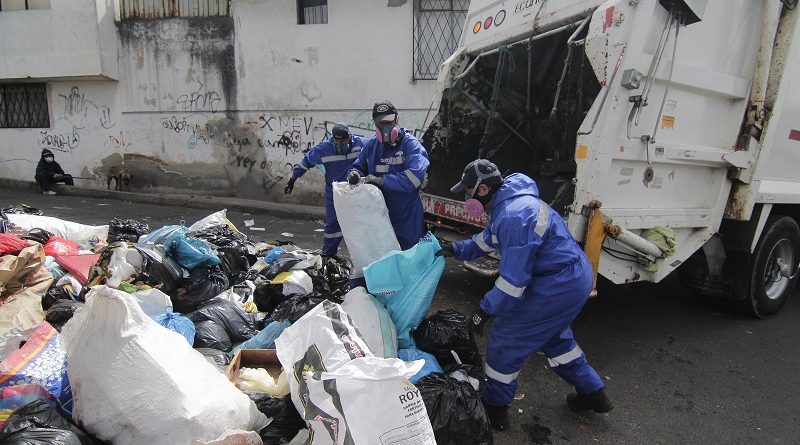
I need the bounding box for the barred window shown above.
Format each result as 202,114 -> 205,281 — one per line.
413,0 -> 469,80
119,0 -> 230,19
297,0 -> 327,25
0,84 -> 50,129
0,0 -> 50,11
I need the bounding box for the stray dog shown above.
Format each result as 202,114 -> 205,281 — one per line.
107,165 -> 132,191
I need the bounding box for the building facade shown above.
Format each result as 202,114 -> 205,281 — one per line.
0,0 -> 467,204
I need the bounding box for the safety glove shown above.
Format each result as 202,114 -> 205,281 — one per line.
467,308 -> 492,337
347,170 -> 361,185
364,175 -> 384,187
435,239 -> 454,257
284,178 -> 295,195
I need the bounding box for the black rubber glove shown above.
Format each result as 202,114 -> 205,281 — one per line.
347,170 -> 361,185
435,240 -> 454,258
284,178 -> 295,195
365,175 -> 384,187
467,308 -> 492,337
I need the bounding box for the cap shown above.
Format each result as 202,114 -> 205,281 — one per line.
372,100 -> 398,122
332,122 -> 350,139
41,148 -> 54,158
450,159 -> 503,194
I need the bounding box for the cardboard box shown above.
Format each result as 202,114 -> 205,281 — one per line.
226,349 -> 283,384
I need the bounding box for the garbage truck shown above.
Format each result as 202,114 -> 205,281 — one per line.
419,0 -> 800,317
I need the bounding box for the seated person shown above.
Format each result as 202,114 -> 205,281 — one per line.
35,149 -> 73,195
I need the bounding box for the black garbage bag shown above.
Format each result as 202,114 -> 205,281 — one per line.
193,320 -> 232,351
42,288 -> 71,311
192,224 -> 249,247
253,276 -> 288,315
416,373 -> 493,445
0,213 -> 8,234
187,298 -> 256,343
134,244 -> 186,296
413,310 -> 484,373
20,228 -> 54,245
2,204 -> 43,216
306,257 -> 350,299
216,245 -> 252,285
196,347 -> 231,368
256,395 -> 306,445
0,400 -> 95,445
171,265 -> 228,314
107,218 -> 150,243
270,294 -> 328,323
45,300 -> 84,331
260,258 -> 302,280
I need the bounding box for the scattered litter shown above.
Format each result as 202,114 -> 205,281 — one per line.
745,330 -> 753,334
280,232 -> 294,237
518,409 -> 523,414
314,229 -> 324,232
514,393 -> 526,400
244,220 -> 255,227
97,203 -> 111,206
249,227 -> 265,231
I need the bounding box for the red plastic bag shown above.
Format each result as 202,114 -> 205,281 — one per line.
0,234 -> 28,255
43,237 -> 78,256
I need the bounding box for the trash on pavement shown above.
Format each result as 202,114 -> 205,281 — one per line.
341,287 -> 397,358
412,310 -> 485,380
165,235 -> 222,270
108,218 -> 150,243
269,294 -> 329,323
416,372 -> 493,445
172,266 -> 228,313
5,214 -> 108,245
0,400 -> 94,445
19,228 -> 53,245
187,298 -> 256,345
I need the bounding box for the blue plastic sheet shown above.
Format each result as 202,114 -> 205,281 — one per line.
398,348 -> 443,383
229,319 -> 291,357
264,247 -> 286,264
152,312 -> 196,346
364,233 -> 445,349
139,224 -> 189,245
165,235 -> 221,270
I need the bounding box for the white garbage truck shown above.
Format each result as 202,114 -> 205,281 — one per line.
420,0 -> 800,317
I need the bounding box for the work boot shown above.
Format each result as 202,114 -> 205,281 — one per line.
566,389 -> 614,413
483,403 -> 510,431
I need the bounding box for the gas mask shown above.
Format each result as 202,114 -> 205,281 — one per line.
44,157 -> 54,163
333,140 -> 348,155
375,121 -> 400,146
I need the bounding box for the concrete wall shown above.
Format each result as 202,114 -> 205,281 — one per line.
0,0 -> 439,206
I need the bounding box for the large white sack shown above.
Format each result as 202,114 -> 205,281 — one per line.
304,357 -> 435,445
341,287 -> 397,358
61,286 -> 269,445
332,182 -> 399,278
6,214 -> 108,243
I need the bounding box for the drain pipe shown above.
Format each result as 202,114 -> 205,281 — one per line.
605,224 -> 664,259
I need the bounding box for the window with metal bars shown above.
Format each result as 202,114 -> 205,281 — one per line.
297,0 -> 327,24
119,0 -> 230,19
0,0 -> 50,11
413,0 -> 468,80
0,84 -> 50,129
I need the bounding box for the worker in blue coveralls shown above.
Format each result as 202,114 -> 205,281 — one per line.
346,100 -> 430,250
437,159 -> 613,431
285,123 -> 367,256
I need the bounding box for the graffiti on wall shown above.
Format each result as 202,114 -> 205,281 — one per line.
176,81 -> 223,113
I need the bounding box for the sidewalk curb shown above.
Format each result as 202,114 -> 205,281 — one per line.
0,179 -> 326,221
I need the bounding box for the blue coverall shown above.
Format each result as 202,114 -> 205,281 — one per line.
349,129 -> 429,250
452,173 -> 605,407
290,136 -> 368,255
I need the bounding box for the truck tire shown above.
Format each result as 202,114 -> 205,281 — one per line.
739,216 -> 800,318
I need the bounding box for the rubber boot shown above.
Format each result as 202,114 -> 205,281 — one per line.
566,389 -> 614,413
483,403 -> 510,431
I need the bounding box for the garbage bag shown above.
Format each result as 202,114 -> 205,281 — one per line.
138,224 -> 189,245
1,204 -> 42,216
42,257 -> 67,283
43,238 -> 78,257
105,244 -> 137,288
341,287 -> 397,358
187,298 -> 256,344
172,266 -> 229,314
398,349 -> 443,383
44,301 -> 84,331
260,257 -> 302,280
263,247 -> 285,264
42,287 -> 72,311
0,400 -> 93,445
0,323 -> 72,413
60,286 -> 269,445
416,373 -> 493,445
253,277 -> 287,314
0,243 -> 52,298
189,210 -> 237,233
193,320 -> 233,351
412,310 -> 484,373
129,288 -> 173,317
0,234 -> 27,255
364,233 -> 446,349
165,235 -> 221,270
152,312 -> 195,345
256,395 -> 306,445
54,254 -> 100,286
196,348 -> 231,368
192,224 -> 249,248
215,245 -> 252,285
19,228 -> 53,245
332,182 -> 400,278
107,218 -> 150,243
272,270 -> 313,296
0,291 -> 46,336
270,294 -> 328,323
229,320 -> 291,357
0,213 -> 7,234
0,385 -> 61,430
5,214 -> 108,244
134,244 -> 186,295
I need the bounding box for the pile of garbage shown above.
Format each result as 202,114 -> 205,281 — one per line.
0,196 -> 493,444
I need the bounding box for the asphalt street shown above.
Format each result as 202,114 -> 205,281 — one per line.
3,187 -> 799,445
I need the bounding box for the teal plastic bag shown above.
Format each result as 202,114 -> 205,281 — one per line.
398,348 -> 443,383
364,233 -> 445,349
140,224 -> 189,245
165,235 -> 221,270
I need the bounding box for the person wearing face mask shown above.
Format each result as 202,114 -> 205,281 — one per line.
438,159 -> 612,431
35,149 -> 74,195
285,123 -> 367,256
346,100 -> 430,250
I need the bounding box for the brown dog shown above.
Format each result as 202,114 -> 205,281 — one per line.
107,165 -> 132,191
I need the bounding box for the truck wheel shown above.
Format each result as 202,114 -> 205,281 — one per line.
741,216 -> 800,318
